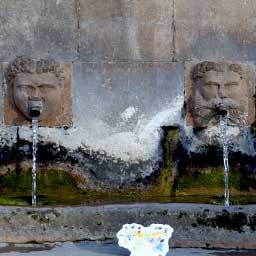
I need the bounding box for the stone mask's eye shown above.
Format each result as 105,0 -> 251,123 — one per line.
16,84 -> 31,94
38,84 -> 56,93
17,84 -> 28,90
225,82 -> 239,87
205,82 -> 219,87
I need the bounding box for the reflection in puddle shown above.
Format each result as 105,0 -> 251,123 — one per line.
0,244 -> 54,254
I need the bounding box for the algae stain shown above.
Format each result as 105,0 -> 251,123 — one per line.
175,167 -> 225,194
156,126 -> 256,198
0,168 -> 87,205
173,166 -> 256,197
197,211 -> 248,232
146,127 -> 179,197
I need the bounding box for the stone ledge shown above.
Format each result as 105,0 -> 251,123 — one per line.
0,203 -> 255,249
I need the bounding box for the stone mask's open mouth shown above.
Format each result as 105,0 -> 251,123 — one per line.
214,103 -> 227,117
28,99 -> 43,118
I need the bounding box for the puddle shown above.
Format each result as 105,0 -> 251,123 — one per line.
213,252 -> 256,256
0,243 -> 54,254
0,243 -> 255,256
0,194 -> 256,207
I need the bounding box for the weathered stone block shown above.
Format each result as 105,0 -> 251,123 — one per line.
79,0 -> 173,61
0,0 -> 76,62
45,62 -> 184,189
72,62 -> 183,162
176,0 -> 256,61
0,204 -> 255,249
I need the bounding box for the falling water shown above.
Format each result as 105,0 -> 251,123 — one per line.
219,116 -> 229,207
32,117 -> 39,206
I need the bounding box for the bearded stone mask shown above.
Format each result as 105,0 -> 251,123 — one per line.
185,61 -> 255,128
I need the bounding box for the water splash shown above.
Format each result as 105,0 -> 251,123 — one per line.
32,117 -> 39,206
219,116 -> 229,208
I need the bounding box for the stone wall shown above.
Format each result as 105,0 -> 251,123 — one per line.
0,0 -> 255,194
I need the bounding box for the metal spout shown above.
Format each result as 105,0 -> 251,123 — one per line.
28,100 -> 42,118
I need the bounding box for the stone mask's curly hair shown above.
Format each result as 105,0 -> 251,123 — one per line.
191,61 -> 244,81
5,56 -> 65,86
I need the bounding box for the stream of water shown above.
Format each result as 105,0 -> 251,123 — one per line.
219,116 -> 229,208
32,117 -> 39,206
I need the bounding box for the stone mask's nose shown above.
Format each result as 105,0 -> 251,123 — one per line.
32,87 -> 41,98
218,84 -> 227,99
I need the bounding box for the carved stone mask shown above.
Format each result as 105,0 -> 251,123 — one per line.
13,72 -> 61,120
185,61 -> 255,128
5,57 -> 64,121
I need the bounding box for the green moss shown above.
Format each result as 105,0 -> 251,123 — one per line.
176,167 -> 224,191
0,197 -> 28,206
0,167 -> 166,206
0,168 -> 87,205
37,169 -> 80,192
174,166 -> 253,196
229,168 -> 243,190
0,168 -> 81,193
163,127 -> 179,169
0,168 -> 31,192
147,127 -> 179,196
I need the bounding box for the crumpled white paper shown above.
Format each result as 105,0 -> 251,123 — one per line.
117,223 -> 174,256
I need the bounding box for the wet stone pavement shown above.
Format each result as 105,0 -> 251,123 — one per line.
0,242 -> 255,256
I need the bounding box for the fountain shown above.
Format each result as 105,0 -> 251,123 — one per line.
0,0 -> 256,253
4,56 -> 71,205
0,57 -> 255,251
184,61 -> 255,206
